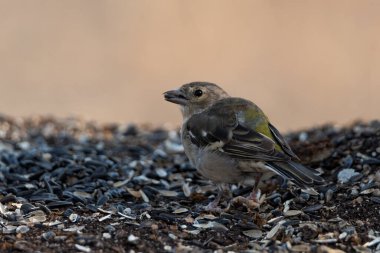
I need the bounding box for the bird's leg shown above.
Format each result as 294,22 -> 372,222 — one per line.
204,184 -> 225,212
248,174 -> 263,202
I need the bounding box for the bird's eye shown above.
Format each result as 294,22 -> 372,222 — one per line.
193,89 -> 203,97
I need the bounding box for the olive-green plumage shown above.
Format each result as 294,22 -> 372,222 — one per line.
164,82 -> 324,194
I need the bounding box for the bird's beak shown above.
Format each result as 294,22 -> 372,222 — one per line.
163,89 -> 188,105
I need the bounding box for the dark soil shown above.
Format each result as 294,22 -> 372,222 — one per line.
0,116 -> 379,253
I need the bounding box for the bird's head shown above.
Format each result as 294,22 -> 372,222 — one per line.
164,82 -> 229,118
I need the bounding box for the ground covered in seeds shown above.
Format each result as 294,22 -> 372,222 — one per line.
0,115 -> 379,253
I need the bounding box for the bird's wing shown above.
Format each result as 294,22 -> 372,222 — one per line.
186,98 -> 290,162
268,122 -> 300,160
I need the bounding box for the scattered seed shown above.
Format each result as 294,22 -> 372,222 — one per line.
242,229 -> 262,239
75,244 -> 91,253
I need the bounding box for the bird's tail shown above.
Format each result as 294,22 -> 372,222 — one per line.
266,160 -> 325,194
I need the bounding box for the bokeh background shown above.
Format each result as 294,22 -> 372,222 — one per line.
0,1 -> 379,131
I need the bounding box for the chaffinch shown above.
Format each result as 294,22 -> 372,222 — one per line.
164,82 -> 324,210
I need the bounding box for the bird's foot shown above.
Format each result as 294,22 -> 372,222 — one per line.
229,189 -> 265,210
229,196 -> 260,209
202,189 -> 225,213
203,201 -> 224,213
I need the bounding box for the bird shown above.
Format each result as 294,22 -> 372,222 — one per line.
164,82 -> 324,210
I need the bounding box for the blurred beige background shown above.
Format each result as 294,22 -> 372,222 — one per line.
0,1 -> 379,131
